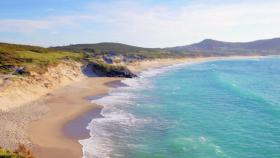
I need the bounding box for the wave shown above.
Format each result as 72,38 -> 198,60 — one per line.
79,59 -> 232,158
174,136 -> 230,158
212,70 -> 280,116
80,57 -> 277,158
79,83 -> 142,157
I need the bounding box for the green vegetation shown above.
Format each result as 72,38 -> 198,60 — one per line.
0,42 -> 188,77
0,145 -> 34,158
0,43 -> 85,74
2,37 -> 279,76
87,58 -> 136,77
0,42 -> 140,77
54,42 -> 183,59
0,42 -> 175,76
88,58 -> 125,71
0,148 -> 23,158
55,38 -> 280,58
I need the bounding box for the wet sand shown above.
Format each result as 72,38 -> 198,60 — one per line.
27,77 -> 122,158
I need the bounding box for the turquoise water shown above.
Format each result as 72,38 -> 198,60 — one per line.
81,57 -> 280,158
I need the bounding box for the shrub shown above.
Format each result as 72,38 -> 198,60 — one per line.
0,145 -> 34,158
14,145 -> 34,158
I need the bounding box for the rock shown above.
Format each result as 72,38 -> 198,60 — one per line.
14,68 -> 29,75
88,63 -> 137,78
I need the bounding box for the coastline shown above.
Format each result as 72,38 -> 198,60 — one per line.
26,77 -> 122,158
79,55 -> 280,158
126,55 -> 267,74
2,55 -> 269,158
27,57 -> 210,158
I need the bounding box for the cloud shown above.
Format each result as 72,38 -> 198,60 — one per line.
1,0 -> 280,47
0,14 -> 95,34
0,19 -> 49,34
86,0 -> 280,47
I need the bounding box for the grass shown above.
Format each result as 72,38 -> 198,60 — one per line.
87,58 -> 136,77
88,58 -> 126,72
53,42 -> 183,59
0,42 -> 137,77
0,145 -> 34,158
0,43 -> 85,74
0,41 -> 129,75
0,148 -> 23,158
0,42 -> 184,76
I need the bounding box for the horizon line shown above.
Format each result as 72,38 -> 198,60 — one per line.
1,36 -> 280,49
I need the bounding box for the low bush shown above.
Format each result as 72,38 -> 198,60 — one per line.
0,145 -> 34,158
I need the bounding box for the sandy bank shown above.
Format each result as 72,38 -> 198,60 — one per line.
27,77 -> 122,158
0,61 -> 85,111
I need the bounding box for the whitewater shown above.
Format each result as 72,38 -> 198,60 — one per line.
80,56 -> 280,158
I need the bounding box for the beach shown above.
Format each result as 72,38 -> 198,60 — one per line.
82,55 -> 280,158
0,56 -> 265,158
26,58 -> 202,158
26,77 -> 122,158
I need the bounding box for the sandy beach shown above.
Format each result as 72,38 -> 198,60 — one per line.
26,58 -> 201,158
0,56 -> 266,158
2,1 -> 280,156
26,77 -> 122,158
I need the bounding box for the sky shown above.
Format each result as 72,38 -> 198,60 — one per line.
1,0 -> 280,48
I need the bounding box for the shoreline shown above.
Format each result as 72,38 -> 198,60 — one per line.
126,55 -> 268,74
26,77 -> 123,158
63,79 -> 126,140
3,55 -> 269,158
65,55 -> 267,157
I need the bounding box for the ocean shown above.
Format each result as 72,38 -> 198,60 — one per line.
80,56 -> 280,158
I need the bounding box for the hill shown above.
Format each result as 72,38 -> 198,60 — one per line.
0,42 -> 136,78
53,42 -> 181,59
168,38 -> 280,56
0,42 -> 85,74
55,38 -> 280,57
2,37 -> 280,75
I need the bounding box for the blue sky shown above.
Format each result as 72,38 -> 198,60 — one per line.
1,0 -> 280,47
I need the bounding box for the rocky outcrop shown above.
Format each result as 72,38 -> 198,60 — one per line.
89,63 -> 137,78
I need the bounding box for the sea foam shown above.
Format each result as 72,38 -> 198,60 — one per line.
79,60 -> 211,158
81,56 -> 280,158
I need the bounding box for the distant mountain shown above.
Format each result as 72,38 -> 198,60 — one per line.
168,38 -> 280,55
55,38 -> 280,57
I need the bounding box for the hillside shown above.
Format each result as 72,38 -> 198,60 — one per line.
2,37 -> 280,76
168,38 -> 280,55
0,43 -> 136,78
53,42 -> 181,59
55,38 -> 280,58
0,43 -> 85,74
